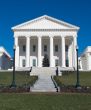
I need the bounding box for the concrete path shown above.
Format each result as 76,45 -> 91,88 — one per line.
30,74 -> 56,92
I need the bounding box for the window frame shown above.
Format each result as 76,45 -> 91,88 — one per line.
33,45 -> 36,52
65,45 -> 68,52
55,45 -> 58,52
23,45 -> 26,52
44,45 -> 47,52
22,59 -> 26,67
55,59 -> 58,66
33,59 -> 36,67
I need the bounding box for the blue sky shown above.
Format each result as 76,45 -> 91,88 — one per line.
0,0 -> 91,57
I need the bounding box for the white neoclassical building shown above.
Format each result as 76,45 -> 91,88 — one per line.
12,15 -> 79,69
0,46 -> 12,70
79,46 -> 91,71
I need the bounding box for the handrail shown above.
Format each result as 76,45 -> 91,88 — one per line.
51,75 -> 59,92
29,67 -> 32,76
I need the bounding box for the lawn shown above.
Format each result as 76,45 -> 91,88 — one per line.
0,93 -> 91,110
0,71 -> 38,86
54,71 -> 91,86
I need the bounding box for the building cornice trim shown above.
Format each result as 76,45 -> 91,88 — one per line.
13,29 -> 78,32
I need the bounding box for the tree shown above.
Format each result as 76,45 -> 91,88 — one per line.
42,54 -> 49,67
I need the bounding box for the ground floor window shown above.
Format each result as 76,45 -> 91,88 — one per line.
44,45 -> 47,52
66,59 -> 69,67
55,59 -> 58,66
33,59 -> 36,67
22,59 -> 26,67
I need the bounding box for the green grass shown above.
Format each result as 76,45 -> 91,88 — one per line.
54,71 -> 91,86
0,71 -> 91,110
0,71 -> 38,86
0,93 -> 91,110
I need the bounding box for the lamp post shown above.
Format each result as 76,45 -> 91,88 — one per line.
11,45 -> 16,87
75,45 -> 80,88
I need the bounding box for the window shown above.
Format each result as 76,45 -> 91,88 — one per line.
55,45 -> 58,52
22,59 -> 25,67
33,45 -> 36,52
65,45 -> 68,52
23,45 -> 26,52
44,45 -> 47,52
33,59 -> 36,67
55,59 -> 58,66
66,59 -> 69,67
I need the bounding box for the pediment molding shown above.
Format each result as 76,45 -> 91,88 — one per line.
13,29 -> 78,32
12,15 -> 80,31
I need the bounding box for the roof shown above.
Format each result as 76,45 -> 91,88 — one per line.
0,46 -> 11,58
12,15 -> 80,31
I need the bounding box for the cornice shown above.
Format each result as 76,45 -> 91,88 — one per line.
13,29 -> 78,32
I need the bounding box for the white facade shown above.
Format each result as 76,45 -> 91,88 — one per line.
0,47 -> 12,70
12,15 -> 79,69
80,46 -> 91,71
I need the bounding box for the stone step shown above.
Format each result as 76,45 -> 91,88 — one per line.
31,88 -> 56,92
30,74 -> 56,92
34,85 -> 55,87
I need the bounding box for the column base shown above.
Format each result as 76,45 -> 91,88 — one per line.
61,65 -> 66,69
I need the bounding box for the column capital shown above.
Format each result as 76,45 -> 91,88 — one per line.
49,35 -> 54,38
26,35 -> 31,38
73,34 -> 77,38
14,36 -> 19,38
61,35 -> 66,38
37,36 -> 42,39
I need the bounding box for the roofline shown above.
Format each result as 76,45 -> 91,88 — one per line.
0,46 -> 11,58
80,46 -> 91,57
12,28 -> 79,32
12,15 -> 80,30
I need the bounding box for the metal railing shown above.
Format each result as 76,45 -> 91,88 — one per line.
51,75 -> 59,92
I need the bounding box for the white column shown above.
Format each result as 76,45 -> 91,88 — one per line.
68,39 -> 73,67
26,37 -> 30,67
15,37 -> 19,68
38,36 -> 42,67
50,36 -> 54,67
72,35 -> 77,70
61,36 -> 66,67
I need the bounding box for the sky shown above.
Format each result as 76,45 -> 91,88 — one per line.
0,0 -> 91,57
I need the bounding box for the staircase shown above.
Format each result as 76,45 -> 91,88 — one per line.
16,67 -> 73,92
30,67 -> 57,92
30,74 -> 56,92
30,67 -> 56,76
30,67 -> 74,92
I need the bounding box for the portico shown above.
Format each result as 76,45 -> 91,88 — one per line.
12,15 -> 79,69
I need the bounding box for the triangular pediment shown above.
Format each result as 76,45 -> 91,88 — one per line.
12,15 -> 79,30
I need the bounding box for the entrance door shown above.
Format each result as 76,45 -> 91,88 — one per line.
22,59 -> 26,67
55,59 -> 58,66
32,59 -> 36,67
